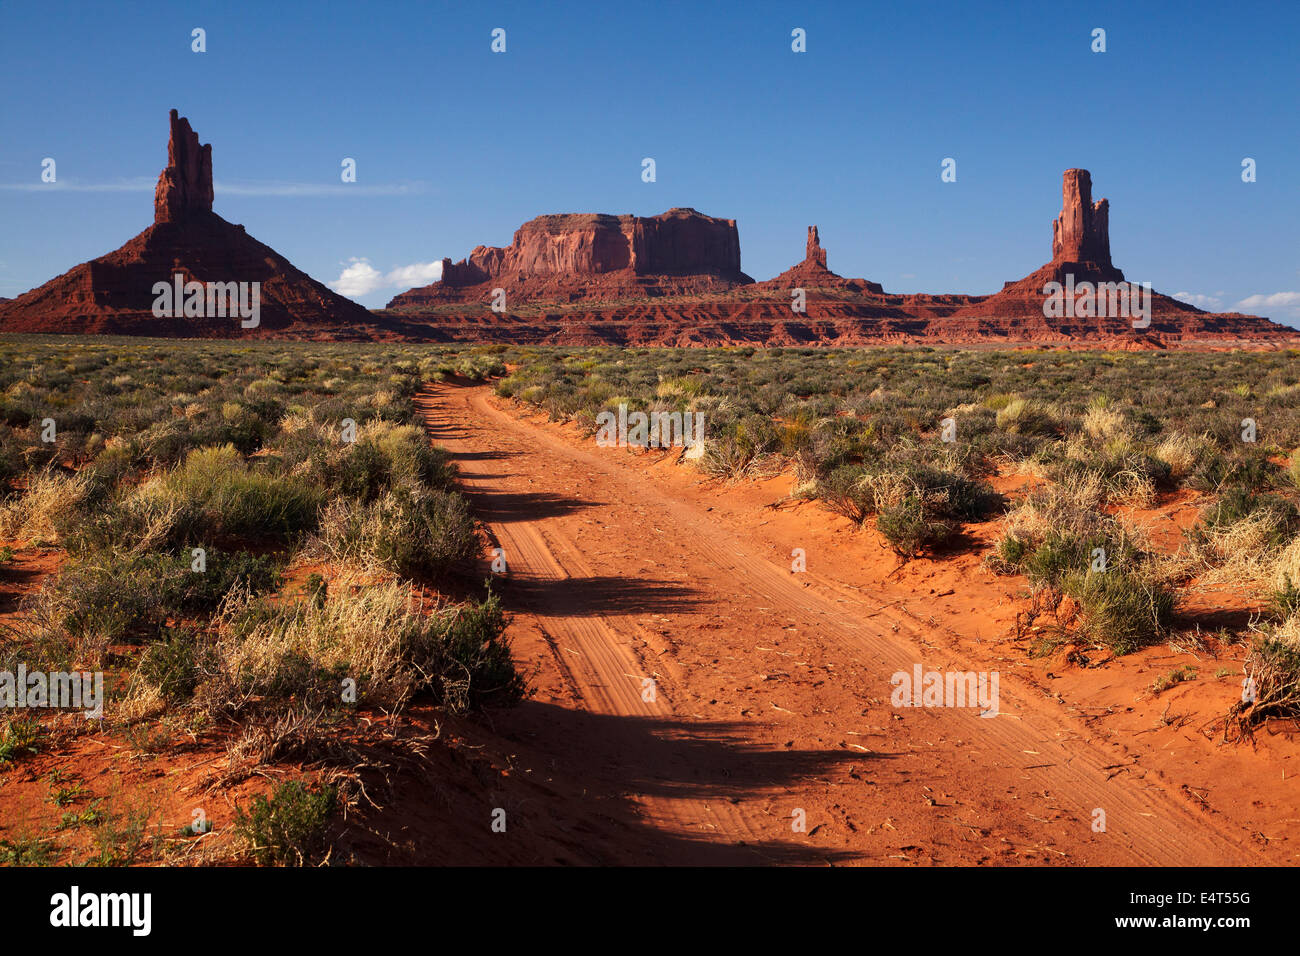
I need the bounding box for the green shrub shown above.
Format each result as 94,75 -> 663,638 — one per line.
135,629 -> 204,703
1269,574 -> 1300,621
876,495 -> 955,557
0,716 -> 46,765
163,445 -> 320,541
701,414 -> 777,479
235,780 -> 338,867
401,589 -> 524,713
1192,454 -> 1282,494
36,549 -> 282,648
1061,569 -> 1176,655
1016,531 -> 1139,589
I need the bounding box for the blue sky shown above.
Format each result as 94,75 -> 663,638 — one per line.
1,0 -> 1297,324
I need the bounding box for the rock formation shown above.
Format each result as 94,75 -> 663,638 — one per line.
4,137 -> 1292,348
951,167 -> 1166,328
758,225 -> 883,293
1051,169 -> 1113,272
154,110 -> 214,224
449,208 -> 744,282
383,171 -> 1293,347
806,226 -> 827,268
0,111 -> 382,337
388,208 -> 752,308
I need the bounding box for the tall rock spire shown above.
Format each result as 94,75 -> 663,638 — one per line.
806,226 -> 827,268
1051,169 -> 1111,267
154,109 -> 213,224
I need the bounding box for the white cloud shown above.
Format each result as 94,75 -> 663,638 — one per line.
0,179 -> 426,196
384,261 -> 444,287
215,180 -> 426,197
1172,291 -> 1223,311
329,258 -> 443,299
0,178 -> 154,192
331,258 -> 386,297
1235,292 -> 1300,317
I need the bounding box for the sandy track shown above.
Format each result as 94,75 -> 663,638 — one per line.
417,382 -> 1262,865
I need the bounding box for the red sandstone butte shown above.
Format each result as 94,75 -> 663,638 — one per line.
386,208 -> 754,309
0,110 -> 384,338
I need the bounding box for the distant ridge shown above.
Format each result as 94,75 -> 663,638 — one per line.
380,169 -> 1295,347
1,120 -> 1292,347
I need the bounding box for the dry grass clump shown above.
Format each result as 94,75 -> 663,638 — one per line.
188,575 -> 522,721
0,470 -> 93,545
1227,611 -> 1300,739
1160,511 -> 1290,594
995,397 -> 1059,437
1054,433 -> 1160,506
999,472 -> 1108,544
1274,535 -> 1300,595
199,577 -> 420,714
1080,404 -> 1131,444
1154,432 -> 1213,482
312,487 -> 478,579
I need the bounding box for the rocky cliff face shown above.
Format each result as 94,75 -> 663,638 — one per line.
0,110 -> 384,338
444,208 -> 744,282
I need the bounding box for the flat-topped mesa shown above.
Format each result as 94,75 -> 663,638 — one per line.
1051,169 -> 1111,268
806,225 -> 827,268
436,208 -> 747,288
154,109 -> 213,224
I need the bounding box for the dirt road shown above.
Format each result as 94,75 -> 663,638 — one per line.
415,381 -> 1265,865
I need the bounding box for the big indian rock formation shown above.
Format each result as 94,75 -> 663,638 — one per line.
386,208 -> 753,308
0,110 -> 383,338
